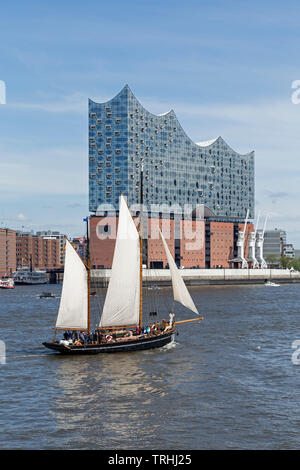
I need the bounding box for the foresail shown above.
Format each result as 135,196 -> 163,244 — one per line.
55,239 -> 88,330
159,229 -> 199,315
100,195 -> 140,327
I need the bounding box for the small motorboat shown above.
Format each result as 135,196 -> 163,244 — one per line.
264,281 -> 280,287
148,285 -> 160,291
39,292 -> 57,299
0,278 -> 15,289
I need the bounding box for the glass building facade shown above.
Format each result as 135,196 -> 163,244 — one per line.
89,85 -> 254,219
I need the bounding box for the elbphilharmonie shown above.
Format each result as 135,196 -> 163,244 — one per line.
88,85 -> 256,269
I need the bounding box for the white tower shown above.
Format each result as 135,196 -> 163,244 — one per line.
256,213 -> 268,269
248,210 -> 260,268
236,209 -> 249,269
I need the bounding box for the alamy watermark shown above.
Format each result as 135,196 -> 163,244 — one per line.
0,340 -> 6,365
291,80 -> 300,104
292,340 -> 300,365
95,202 -> 206,251
0,80 -> 6,104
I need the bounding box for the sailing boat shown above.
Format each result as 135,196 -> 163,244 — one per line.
43,195 -> 203,354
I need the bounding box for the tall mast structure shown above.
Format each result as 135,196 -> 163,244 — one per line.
236,209 -> 249,269
248,210 -> 260,268
84,217 -> 91,333
139,163 -> 144,330
256,213 -> 268,269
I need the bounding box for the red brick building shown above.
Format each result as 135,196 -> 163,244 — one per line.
0,229 -> 16,277
89,215 -> 253,269
16,233 -> 64,270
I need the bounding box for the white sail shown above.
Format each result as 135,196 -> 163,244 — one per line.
100,195 -> 140,327
55,239 -> 88,330
159,229 -> 199,315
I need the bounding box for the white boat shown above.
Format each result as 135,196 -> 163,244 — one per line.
0,278 -> 15,289
148,284 -> 160,290
265,280 -> 280,287
13,267 -> 48,285
43,194 -> 204,355
39,292 -> 57,299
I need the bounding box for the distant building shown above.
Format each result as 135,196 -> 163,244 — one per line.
294,249 -> 300,258
16,231 -> 64,270
261,229 -> 296,263
262,229 -> 286,262
36,230 -> 66,265
283,243 -> 295,258
89,215 -> 253,269
0,228 -> 16,277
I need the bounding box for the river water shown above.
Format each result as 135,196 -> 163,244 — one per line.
0,283 -> 300,450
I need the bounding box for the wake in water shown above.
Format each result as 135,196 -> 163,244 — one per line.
161,337 -> 177,351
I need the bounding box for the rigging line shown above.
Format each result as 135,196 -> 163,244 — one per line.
160,287 -> 173,318
88,229 -> 105,328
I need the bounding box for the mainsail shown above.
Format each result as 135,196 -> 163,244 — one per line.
100,195 -> 140,328
56,239 -> 88,330
159,229 -> 199,315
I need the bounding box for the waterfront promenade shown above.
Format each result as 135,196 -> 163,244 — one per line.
91,268 -> 300,288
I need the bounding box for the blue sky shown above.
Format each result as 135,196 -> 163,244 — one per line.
0,0 -> 300,245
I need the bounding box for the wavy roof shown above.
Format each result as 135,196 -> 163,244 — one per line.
89,85 -> 254,157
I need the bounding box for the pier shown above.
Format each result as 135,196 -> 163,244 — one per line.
91,268 -> 300,288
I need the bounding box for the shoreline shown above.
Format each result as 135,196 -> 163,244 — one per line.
91,268 -> 300,288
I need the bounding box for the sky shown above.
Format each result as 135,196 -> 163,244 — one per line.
0,0 -> 300,245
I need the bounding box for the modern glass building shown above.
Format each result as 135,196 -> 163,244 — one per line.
89,85 -> 254,220
262,229 -> 286,259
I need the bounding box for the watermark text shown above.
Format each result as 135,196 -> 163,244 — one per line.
0,340 -> 6,365
0,80 -> 6,104
291,80 -> 300,104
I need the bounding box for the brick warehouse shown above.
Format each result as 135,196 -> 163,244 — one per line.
16,233 -> 64,270
89,215 -> 254,269
0,228 -> 16,277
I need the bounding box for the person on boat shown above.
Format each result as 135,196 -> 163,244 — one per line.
163,313 -> 175,331
79,331 -> 85,343
91,331 -> 98,344
72,331 -> 78,341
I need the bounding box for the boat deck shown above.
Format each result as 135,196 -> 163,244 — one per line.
43,329 -> 175,354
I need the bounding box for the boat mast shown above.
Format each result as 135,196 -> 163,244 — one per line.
85,217 -> 91,333
139,163 -> 144,330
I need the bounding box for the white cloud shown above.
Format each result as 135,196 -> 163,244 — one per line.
16,213 -> 28,221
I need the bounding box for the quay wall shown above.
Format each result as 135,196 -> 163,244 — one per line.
90,268 -> 300,288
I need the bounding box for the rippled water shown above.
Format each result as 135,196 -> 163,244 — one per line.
1,283 -> 300,449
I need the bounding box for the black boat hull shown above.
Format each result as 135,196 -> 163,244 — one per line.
43,330 -> 175,355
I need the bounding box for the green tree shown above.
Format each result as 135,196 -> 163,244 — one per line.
289,258 -> 300,271
280,255 -> 293,269
265,254 -> 280,267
